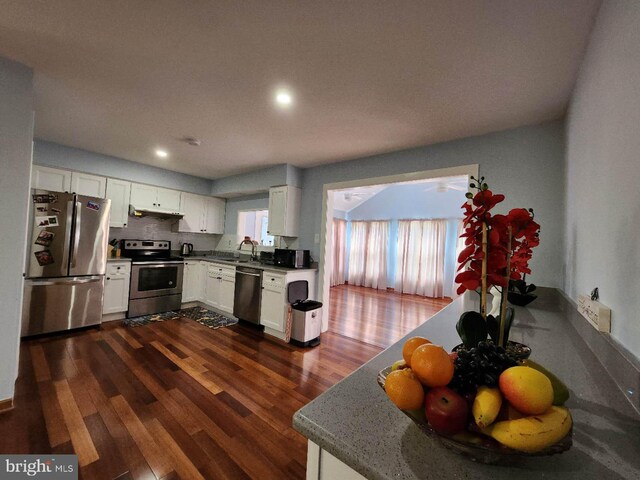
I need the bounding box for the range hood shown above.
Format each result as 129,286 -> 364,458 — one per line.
129,204 -> 184,219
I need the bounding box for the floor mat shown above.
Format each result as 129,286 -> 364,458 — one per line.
122,306 -> 238,329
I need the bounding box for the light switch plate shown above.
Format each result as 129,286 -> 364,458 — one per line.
577,295 -> 611,333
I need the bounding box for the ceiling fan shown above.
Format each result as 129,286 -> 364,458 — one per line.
424,179 -> 468,193
342,192 -> 370,201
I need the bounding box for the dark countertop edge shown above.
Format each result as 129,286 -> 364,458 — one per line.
183,256 -> 317,273
107,257 -> 131,262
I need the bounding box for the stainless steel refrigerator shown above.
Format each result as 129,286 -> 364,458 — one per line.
22,189 -> 111,336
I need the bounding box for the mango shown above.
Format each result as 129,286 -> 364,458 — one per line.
499,366 -> 553,415
522,359 -> 570,406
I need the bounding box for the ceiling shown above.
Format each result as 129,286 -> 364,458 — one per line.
0,0 -> 601,179
332,175 -> 468,212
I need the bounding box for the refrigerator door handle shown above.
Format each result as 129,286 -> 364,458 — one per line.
70,201 -> 81,268
27,276 -> 103,287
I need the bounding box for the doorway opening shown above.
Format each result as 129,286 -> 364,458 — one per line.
318,165 -> 478,347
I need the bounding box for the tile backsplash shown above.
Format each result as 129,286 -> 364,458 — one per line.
109,216 -> 221,251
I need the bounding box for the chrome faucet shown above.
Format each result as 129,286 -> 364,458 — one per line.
237,236 -> 257,261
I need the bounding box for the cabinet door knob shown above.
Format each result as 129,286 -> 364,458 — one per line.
107,277 -> 111,280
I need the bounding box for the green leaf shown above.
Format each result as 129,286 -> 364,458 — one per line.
456,311 -> 487,348
487,308 -> 515,347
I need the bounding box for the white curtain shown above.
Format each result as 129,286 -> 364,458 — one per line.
348,220 -> 389,290
331,218 -> 347,287
395,219 -> 447,298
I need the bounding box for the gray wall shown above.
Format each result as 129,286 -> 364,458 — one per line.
33,140 -> 212,195
0,57 -> 34,400
564,0 -> 640,358
301,121 -> 566,288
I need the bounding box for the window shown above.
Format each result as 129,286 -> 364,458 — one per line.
237,209 -> 274,246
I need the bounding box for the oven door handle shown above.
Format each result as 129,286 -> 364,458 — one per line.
133,264 -> 183,268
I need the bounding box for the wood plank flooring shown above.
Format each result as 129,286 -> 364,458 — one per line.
0,319 -> 381,479
0,286 -> 449,479
328,284 -> 451,348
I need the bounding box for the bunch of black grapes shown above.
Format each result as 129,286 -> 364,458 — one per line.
449,341 -> 518,393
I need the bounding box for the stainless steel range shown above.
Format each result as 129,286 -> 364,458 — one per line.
121,240 -> 184,317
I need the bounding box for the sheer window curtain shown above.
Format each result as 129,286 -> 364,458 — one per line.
347,220 -> 389,290
395,219 -> 447,298
331,218 -> 347,287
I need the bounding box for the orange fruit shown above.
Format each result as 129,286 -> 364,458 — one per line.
402,336 -> 432,366
410,343 -> 454,387
384,368 -> 425,410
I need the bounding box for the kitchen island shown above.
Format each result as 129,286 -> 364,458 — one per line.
293,289 -> 640,479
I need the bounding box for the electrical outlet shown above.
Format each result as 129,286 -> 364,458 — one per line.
314,233 -> 320,244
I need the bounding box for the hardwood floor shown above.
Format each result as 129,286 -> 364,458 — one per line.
0,319 -> 381,479
1,286 -> 448,478
328,284 -> 452,348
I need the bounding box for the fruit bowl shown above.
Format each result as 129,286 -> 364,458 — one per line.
377,366 -> 572,464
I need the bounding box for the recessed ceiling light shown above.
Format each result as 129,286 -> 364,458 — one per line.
155,149 -> 168,158
275,89 -> 293,107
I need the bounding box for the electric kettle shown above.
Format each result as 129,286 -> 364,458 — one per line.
180,243 -> 193,256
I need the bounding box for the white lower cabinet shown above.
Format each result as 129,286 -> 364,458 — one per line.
201,263 -> 235,313
260,270 -> 317,339
182,261 -> 205,303
260,274 -> 286,331
103,262 -> 131,314
219,277 -> 235,314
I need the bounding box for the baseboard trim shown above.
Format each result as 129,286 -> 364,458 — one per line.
0,398 -> 13,414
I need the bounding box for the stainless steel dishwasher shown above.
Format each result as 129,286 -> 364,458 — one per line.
233,266 -> 262,324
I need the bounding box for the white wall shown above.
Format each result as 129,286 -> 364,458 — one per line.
0,57 -> 34,401
564,0 -> 640,358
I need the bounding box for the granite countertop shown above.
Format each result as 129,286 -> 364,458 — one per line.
293,289 -> 640,479
107,257 -> 131,262
184,256 -> 317,274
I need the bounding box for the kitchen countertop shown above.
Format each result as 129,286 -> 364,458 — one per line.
183,255 -> 317,274
107,257 -> 131,262
293,289 -> 640,479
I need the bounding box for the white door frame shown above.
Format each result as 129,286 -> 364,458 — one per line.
317,164 -> 479,332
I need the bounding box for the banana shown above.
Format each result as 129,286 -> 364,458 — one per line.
481,406 -> 572,453
472,386 -> 502,428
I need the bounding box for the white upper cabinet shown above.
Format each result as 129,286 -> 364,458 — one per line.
156,187 -> 181,211
105,178 -> 131,228
130,183 -> 158,209
130,183 -> 181,212
31,165 -> 72,192
205,197 -> 225,234
179,193 -> 206,232
177,192 -> 225,234
71,172 -> 107,198
268,185 -> 301,237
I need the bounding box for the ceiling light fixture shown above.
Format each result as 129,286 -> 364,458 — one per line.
155,149 -> 168,158
275,89 -> 293,107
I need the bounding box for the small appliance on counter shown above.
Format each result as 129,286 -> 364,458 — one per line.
22,189 -> 111,336
180,242 -> 194,256
287,280 -> 322,347
259,251 -> 275,265
274,248 -> 310,269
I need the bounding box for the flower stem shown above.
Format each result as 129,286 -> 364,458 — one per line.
481,222 -> 488,320
499,226 -> 512,347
